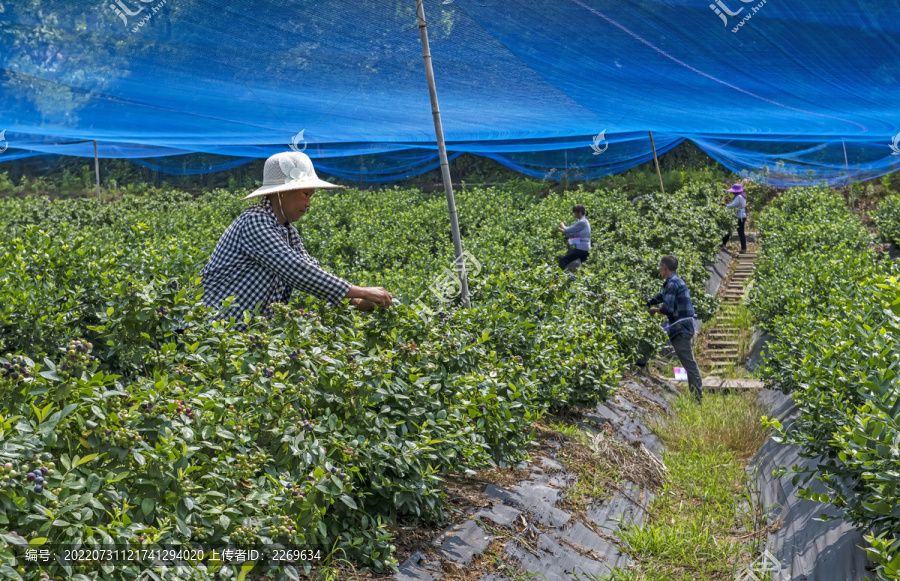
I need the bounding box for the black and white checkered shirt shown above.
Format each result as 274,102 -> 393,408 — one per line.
199,197 -> 351,321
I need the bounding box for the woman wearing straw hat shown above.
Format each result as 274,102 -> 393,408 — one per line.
719,183 -> 747,253
199,151 -> 393,324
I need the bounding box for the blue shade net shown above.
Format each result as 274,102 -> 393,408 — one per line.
0,0 -> 899,186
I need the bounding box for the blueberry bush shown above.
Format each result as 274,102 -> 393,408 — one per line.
874,193 -> 900,245
0,183 -> 728,579
749,186 -> 900,580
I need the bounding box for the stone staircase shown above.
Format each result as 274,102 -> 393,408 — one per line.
705,250 -> 756,378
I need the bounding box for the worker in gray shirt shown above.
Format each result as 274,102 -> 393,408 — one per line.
720,183 -> 747,253
557,204 -> 591,269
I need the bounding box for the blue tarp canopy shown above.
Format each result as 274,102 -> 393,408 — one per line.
1,0 -> 899,185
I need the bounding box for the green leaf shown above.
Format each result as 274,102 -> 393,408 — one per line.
339,494 -> 358,510
75,454 -> 98,467
236,561 -> 256,581
86,473 -> 102,494
175,517 -> 190,537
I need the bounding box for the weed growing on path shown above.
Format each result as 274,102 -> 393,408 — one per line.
605,393 -> 769,580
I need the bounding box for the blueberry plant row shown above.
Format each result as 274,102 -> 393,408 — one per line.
874,193 -> 900,246
748,186 -> 900,580
0,183 -> 730,579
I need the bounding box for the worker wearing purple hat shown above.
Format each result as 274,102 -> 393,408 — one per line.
719,183 -> 747,253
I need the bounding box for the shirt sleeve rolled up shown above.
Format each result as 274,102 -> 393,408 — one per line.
238,213 -> 351,305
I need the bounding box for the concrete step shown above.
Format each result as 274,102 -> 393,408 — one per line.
708,341 -> 739,348
703,377 -> 765,390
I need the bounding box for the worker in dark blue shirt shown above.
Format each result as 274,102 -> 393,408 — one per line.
646,255 -> 703,403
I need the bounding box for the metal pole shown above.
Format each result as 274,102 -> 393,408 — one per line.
649,131 -> 665,195
564,149 -> 568,192
93,140 -> 101,203
842,138 -> 851,187
415,0 -> 470,309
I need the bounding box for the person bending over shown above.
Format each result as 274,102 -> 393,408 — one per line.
557,204 -> 591,269
199,151 -> 392,327
646,255 -> 703,403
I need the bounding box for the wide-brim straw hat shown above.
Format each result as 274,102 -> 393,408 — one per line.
241,151 -> 344,200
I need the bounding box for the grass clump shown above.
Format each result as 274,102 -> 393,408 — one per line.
605,392 -> 769,580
